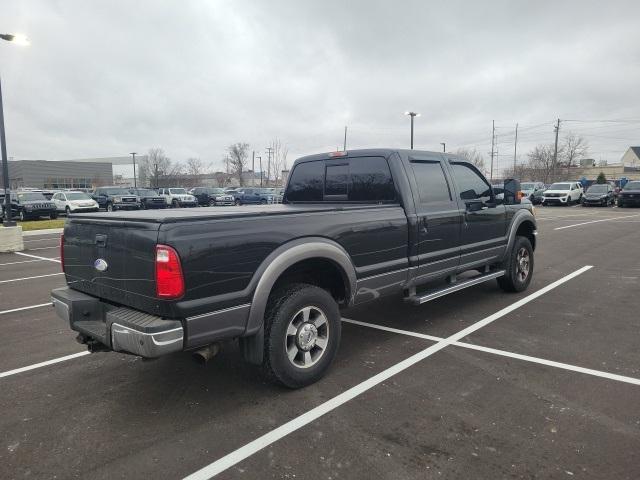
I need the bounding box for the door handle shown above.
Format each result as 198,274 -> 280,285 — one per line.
421,217 -> 428,233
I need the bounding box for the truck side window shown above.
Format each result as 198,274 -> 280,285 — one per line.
410,161 -> 452,203
451,163 -> 491,201
349,157 -> 395,202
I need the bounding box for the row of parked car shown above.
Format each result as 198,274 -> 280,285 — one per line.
512,181 -> 640,207
0,186 -> 286,221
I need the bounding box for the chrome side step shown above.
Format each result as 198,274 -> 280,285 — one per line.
406,270 -> 505,305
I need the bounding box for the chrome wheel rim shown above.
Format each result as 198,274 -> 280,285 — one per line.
516,247 -> 530,282
285,306 -> 329,369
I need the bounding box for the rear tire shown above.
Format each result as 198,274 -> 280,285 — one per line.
498,236 -> 534,293
209,199 -> 216,207
235,199 -> 242,206
172,199 -> 180,208
262,283 -> 341,388
65,206 -> 71,215
19,210 -> 27,221
50,212 -> 58,220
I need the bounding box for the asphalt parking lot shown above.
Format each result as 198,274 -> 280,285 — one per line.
1,205 -> 639,479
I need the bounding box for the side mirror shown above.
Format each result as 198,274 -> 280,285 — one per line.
503,179 -> 521,205
460,189 -> 477,201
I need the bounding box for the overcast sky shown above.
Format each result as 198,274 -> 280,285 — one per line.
3,0 -> 640,174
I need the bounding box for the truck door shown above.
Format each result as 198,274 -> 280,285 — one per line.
407,156 -> 462,283
447,161 -> 507,270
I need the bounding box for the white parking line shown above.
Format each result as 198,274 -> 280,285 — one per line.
23,237 -> 59,243
26,246 -> 59,251
0,259 -> 48,266
183,265 -> 592,480
0,351 -> 90,379
342,320 -> 640,386
554,214 -> 640,230
0,272 -> 64,284
15,252 -> 61,263
0,303 -> 51,316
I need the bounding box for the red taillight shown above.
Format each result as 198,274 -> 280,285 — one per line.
60,234 -> 65,272
155,245 -> 184,299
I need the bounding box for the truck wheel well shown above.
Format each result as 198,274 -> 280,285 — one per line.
516,221 -> 536,250
271,258 -> 348,305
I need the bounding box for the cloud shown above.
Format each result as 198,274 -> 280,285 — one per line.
3,0 -> 640,172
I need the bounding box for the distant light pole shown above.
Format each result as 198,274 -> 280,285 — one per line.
1,34 -> 30,227
404,111 -> 420,149
129,152 -> 137,188
440,142 -> 446,153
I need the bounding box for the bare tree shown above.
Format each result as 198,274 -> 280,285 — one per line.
269,138 -> 289,186
562,133 -> 589,175
228,143 -> 250,186
526,144 -> 555,183
455,148 -> 486,175
138,148 -> 183,188
185,157 -> 204,176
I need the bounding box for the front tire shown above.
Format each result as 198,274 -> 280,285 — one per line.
172,199 -> 180,208
19,210 -> 27,221
498,236 -> 534,293
262,283 -> 341,388
106,203 -> 114,212
235,199 -> 242,206
65,206 -> 71,215
50,212 -> 58,220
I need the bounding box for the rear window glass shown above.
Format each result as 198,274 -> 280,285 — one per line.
286,156 -> 396,202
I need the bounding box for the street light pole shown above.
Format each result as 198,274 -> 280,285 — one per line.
1,33 -> 30,227
404,112 -> 420,149
130,152 -> 137,188
440,142 -> 446,153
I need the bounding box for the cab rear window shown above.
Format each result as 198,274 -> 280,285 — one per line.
286,156 -> 396,203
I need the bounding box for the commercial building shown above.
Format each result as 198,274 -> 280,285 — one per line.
0,160 -> 113,189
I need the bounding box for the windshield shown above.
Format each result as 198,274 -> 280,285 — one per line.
103,188 -> 132,195
623,181 -> 640,190
211,188 -> 225,194
587,185 -> 608,193
17,192 -> 47,201
549,183 -> 571,190
521,183 -> 535,190
169,188 -> 187,194
66,192 -> 91,200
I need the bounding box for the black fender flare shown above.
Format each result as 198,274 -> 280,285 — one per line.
505,209 -> 537,256
244,237 -> 357,336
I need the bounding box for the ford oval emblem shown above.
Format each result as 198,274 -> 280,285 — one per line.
94,258 -> 108,272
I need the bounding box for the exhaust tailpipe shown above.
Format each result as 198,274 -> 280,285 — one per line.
192,343 -> 221,365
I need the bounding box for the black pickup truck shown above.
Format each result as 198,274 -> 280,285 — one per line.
51,149 -> 537,388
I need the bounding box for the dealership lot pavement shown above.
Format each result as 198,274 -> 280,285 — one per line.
1,205 -> 639,479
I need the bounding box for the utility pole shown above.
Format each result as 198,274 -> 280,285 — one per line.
343,126 -> 348,151
440,142 -> 446,153
130,152 -> 137,188
153,163 -> 159,189
251,151 -> 255,186
513,123 -> 518,176
490,120 -> 495,182
266,147 -> 273,187
257,156 -> 263,187
552,118 -> 561,181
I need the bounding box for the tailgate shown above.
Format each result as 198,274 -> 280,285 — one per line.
63,218 -> 161,313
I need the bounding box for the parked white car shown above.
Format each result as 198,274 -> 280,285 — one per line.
157,187 -> 198,208
52,191 -> 99,214
542,182 -> 583,206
